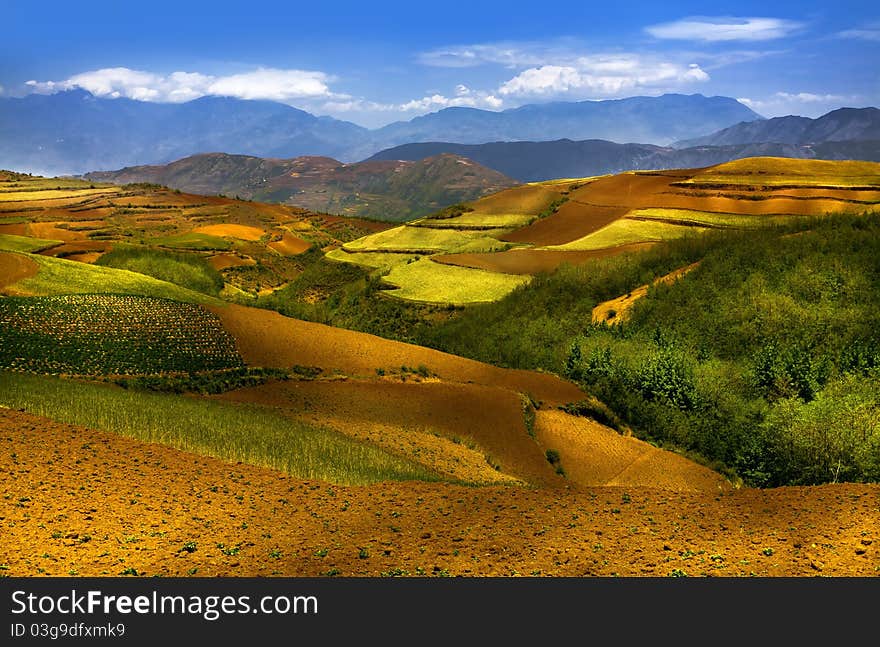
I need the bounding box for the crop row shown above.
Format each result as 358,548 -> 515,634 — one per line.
0,294 -> 243,375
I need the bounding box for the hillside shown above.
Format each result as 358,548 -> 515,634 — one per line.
322,157 -> 880,304
85,152 -> 517,221
369,137 -> 880,183
0,170 -> 390,297
676,107 -> 880,148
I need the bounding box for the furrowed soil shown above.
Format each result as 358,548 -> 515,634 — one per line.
435,244 -> 655,275
211,303 -> 585,405
1,408 -> 876,577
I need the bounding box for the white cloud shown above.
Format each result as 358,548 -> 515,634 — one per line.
738,91 -> 861,117
838,24 -> 880,41
646,17 -> 804,42
498,55 -> 709,98
398,92 -> 503,112
418,42 -> 550,68
25,66 -> 338,103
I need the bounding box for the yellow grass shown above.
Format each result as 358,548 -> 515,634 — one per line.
686,157 -> 880,187
628,208 -> 795,228
342,225 -> 496,254
324,248 -> 410,270
416,212 -> 535,229
0,188 -> 121,202
546,218 -> 708,251
382,258 -> 530,305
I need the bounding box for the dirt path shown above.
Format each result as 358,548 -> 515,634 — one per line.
592,262 -> 701,325
1,409 -> 876,577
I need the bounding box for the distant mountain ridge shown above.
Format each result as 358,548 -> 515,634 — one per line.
1,91 -> 760,175
85,152 -> 517,221
369,138 -> 880,182
674,107 -> 880,148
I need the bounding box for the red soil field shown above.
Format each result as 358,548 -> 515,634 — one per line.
435,243 -> 655,275
268,232 -> 312,255
1,408 -> 876,577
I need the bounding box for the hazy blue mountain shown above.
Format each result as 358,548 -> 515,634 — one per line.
0,89 -> 369,176
675,107 -> 880,148
369,138 -> 880,182
1,91 -> 761,175
358,94 -> 762,159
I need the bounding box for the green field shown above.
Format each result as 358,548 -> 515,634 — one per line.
152,232 -> 233,251
0,371 -> 442,485
325,248 -> 413,270
0,294 -> 242,375
0,233 -> 63,253
96,245 -> 225,295
548,218 -> 708,251
11,253 -> 220,305
382,257 -> 530,305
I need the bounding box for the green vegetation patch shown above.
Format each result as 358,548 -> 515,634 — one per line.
0,371 -> 442,485
14,254 -> 219,305
0,233 -> 62,253
96,245 -> 224,295
152,232 -> 233,251
382,257 -> 530,305
0,294 -> 242,375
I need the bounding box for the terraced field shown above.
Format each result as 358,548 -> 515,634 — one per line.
0,173 -> 390,297
329,158 -> 880,304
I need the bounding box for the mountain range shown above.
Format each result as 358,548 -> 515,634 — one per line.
674,107 -> 880,148
1,90 -> 759,175
369,108 -> 880,181
85,152 -> 516,221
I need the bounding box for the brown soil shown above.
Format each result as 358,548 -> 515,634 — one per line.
210,303 -> 585,406
268,232 -> 312,255
0,252 -> 38,290
534,410 -> 726,492
1,408 -> 876,577
592,262 -> 700,325
37,240 -> 113,260
436,243 -> 655,275
192,224 -> 265,240
501,202 -> 629,246
208,253 -> 257,271
27,221 -> 86,242
219,379 -> 560,487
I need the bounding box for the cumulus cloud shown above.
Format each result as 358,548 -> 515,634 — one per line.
738,91 -> 861,117
398,91 -> 503,112
498,56 -> 709,98
25,66 -> 338,103
646,17 -> 804,42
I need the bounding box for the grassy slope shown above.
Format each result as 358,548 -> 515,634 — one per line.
0,372 -> 440,485
420,212 -> 880,486
0,233 -> 62,253
96,245 -> 225,296
383,258 -> 530,305
11,253 -> 220,305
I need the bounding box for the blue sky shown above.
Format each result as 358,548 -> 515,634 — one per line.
2,0 -> 878,127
